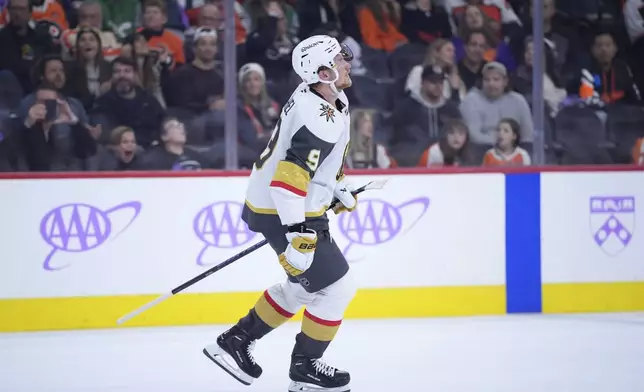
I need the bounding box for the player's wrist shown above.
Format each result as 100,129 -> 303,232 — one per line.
287,223 -> 316,235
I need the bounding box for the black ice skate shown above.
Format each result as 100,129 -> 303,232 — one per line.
288,354 -> 351,392
202,326 -> 262,385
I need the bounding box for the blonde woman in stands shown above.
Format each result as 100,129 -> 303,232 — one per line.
417,119 -> 475,166
633,138 -> 644,165
406,38 -> 467,100
482,118 -> 530,166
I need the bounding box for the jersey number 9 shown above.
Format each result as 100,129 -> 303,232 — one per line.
255,118 -> 282,170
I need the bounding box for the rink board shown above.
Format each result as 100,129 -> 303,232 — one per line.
0,167 -> 643,332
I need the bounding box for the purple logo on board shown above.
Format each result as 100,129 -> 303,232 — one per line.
193,201 -> 256,266
40,202 -> 142,271
589,196 -> 635,256
337,197 -> 430,258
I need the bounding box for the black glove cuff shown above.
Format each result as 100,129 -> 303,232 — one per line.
287,223 -> 309,233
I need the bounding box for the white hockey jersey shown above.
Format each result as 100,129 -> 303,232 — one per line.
243,83 -> 351,230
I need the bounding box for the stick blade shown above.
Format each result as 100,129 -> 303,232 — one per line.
116,292 -> 173,325
363,179 -> 389,191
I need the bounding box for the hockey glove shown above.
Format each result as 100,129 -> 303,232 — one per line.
279,224 -> 317,276
332,177 -> 358,214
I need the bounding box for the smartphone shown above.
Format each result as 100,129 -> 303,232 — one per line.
44,99 -> 58,122
147,50 -> 160,63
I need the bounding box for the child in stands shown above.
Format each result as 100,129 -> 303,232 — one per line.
482,118 -> 531,166
418,119 -> 474,166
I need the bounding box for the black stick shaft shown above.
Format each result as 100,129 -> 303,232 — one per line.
171,239 -> 269,295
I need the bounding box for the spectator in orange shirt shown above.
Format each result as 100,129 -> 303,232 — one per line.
633,138 -> 644,165
138,0 -> 185,68
1,0 -> 68,30
418,119 -> 474,166
183,3 -> 247,65
482,118 -> 531,166
184,0 -> 248,45
358,0 -> 408,53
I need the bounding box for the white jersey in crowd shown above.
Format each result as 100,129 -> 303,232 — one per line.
624,0 -> 644,43
244,82 -> 351,227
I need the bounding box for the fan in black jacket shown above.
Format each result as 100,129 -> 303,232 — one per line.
400,0 -> 452,45
89,57 -> 166,148
245,4 -> 299,83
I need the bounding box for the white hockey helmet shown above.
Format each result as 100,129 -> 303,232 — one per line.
292,35 -> 354,85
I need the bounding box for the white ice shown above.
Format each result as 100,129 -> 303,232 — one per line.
1,313 -> 643,392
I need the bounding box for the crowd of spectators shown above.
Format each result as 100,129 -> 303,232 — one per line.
0,0 -> 642,171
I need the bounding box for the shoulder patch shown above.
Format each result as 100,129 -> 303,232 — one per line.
319,103 -> 335,123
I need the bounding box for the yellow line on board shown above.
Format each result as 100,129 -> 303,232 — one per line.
542,282 -> 644,313
0,286 -> 506,332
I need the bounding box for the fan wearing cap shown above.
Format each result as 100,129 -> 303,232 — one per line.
390,64 -> 462,165
459,61 -> 533,147
237,62 -> 281,151
202,35 -> 356,392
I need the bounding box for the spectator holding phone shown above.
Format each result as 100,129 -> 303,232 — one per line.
20,83 -> 97,171
245,0 -> 299,83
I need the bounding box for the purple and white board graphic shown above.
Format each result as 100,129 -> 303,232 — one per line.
40,201 -> 142,270
193,201 -> 256,266
337,197 -> 430,260
589,196 -> 635,256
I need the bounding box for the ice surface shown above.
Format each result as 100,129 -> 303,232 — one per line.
1,313 -> 643,392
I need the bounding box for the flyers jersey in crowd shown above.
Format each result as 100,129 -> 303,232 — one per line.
633,137 -> 644,165
418,143 -> 463,167
61,27 -> 122,60
243,83 -> 351,231
0,0 -> 68,29
482,147 -> 531,166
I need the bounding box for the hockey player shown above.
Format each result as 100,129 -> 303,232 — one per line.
203,35 -> 357,392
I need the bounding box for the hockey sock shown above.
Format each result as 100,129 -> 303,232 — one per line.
292,310 -> 342,358
238,290 -> 295,340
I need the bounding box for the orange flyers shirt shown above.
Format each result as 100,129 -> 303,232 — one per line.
1,0 -> 68,29
483,147 -> 531,166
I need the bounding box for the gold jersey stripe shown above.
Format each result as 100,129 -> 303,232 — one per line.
270,161 -> 310,195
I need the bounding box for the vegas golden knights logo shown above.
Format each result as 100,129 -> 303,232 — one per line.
319,103 -> 335,123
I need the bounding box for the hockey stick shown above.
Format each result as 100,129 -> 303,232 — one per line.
117,179 -> 388,325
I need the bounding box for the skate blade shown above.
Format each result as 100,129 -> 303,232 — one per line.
288,381 -> 350,392
203,345 -> 255,386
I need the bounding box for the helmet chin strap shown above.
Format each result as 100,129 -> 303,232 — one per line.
319,68 -> 340,97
